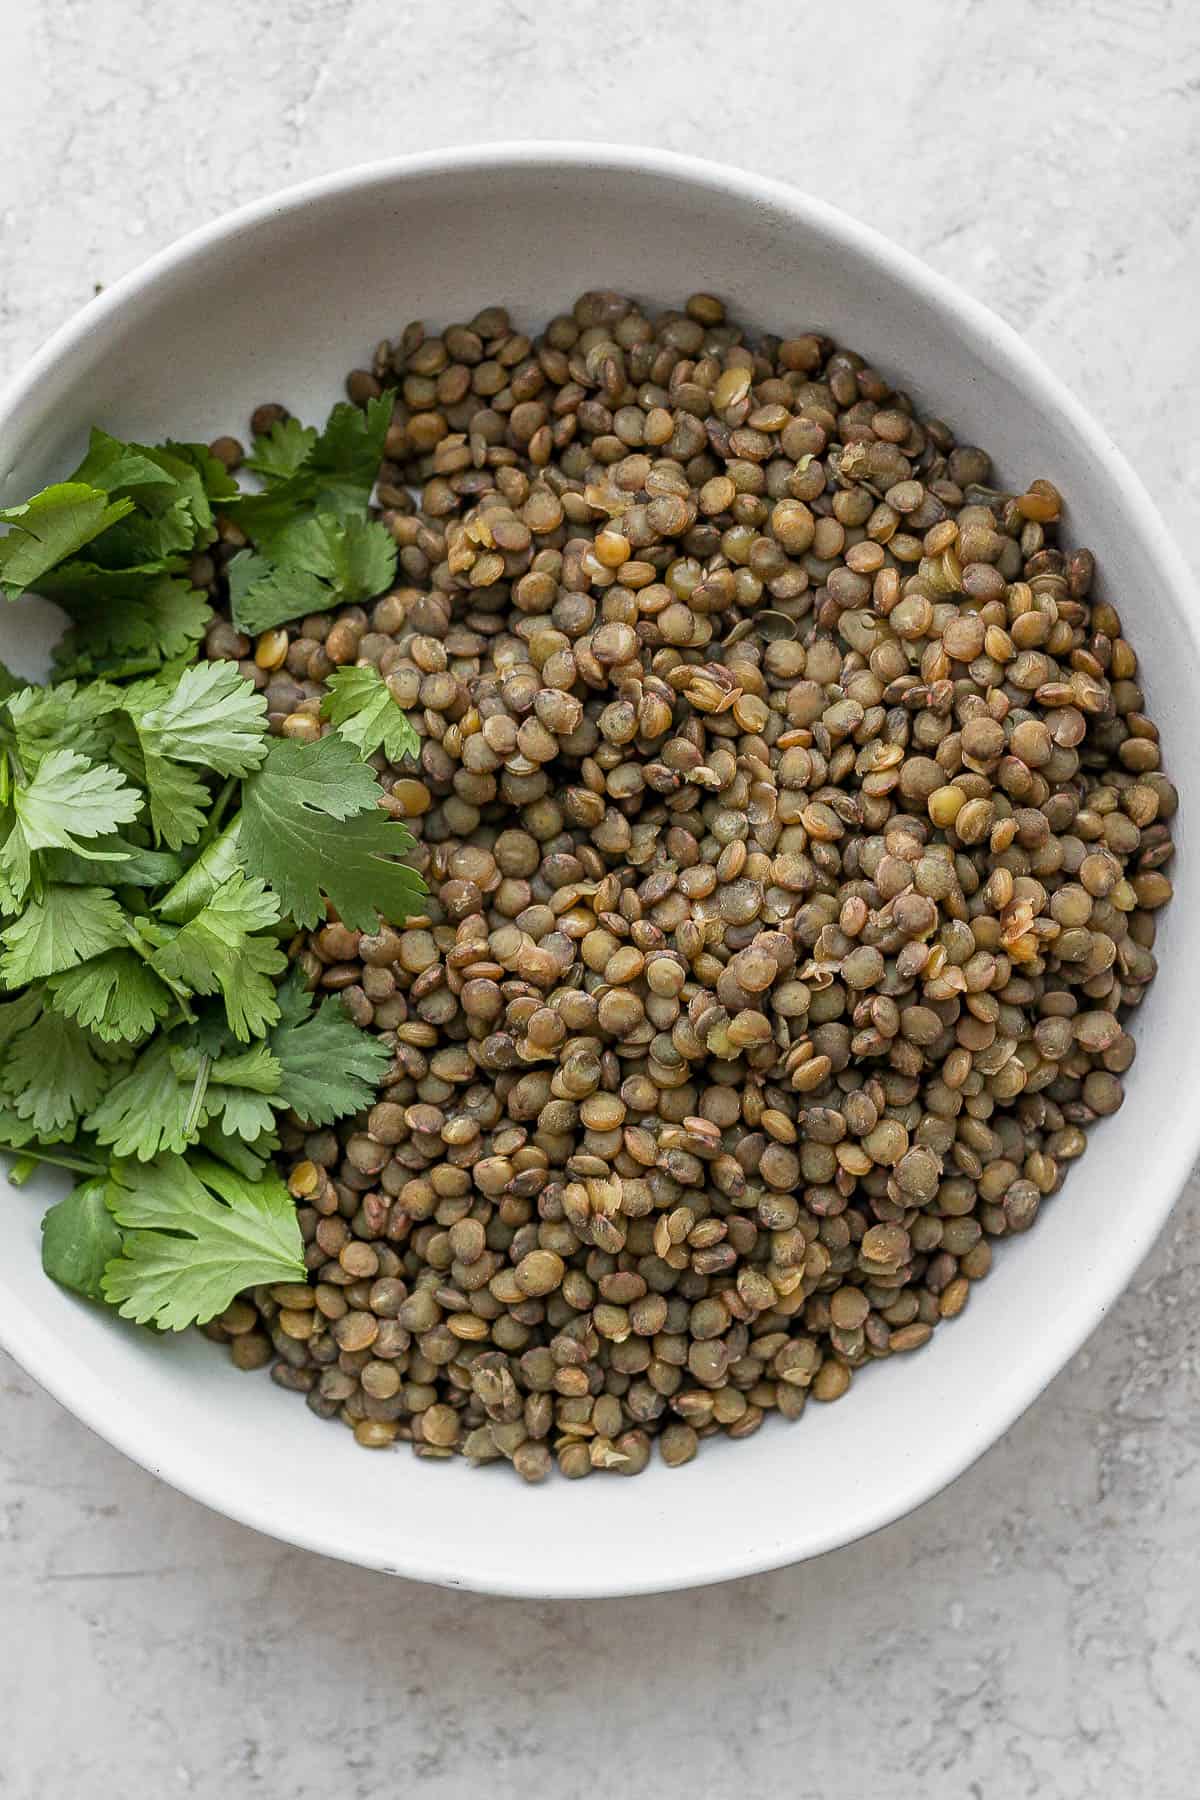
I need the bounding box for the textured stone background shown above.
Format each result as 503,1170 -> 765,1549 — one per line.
4,2 -> 1200,1794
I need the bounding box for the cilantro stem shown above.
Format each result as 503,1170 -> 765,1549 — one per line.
0,741 -> 29,799
183,1053 -> 212,1138
3,1146 -> 108,1181
200,776 -> 238,847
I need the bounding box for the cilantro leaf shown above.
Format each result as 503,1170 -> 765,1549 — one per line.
113,658 -> 264,850
243,729 -> 380,819
41,1177 -> 125,1304
156,821 -> 244,923
0,483 -> 135,600
1,1007 -> 117,1135
64,439 -> 225,571
51,576 -> 211,677
125,660 -> 268,776
148,871 -> 285,1041
160,440 -> 241,508
270,973 -> 393,1125
85,1036 -> 198,1160
225,486 -> 312,561
0,851 -> 19,921
43,836 -> 185,890
245,418 -> 317,483
89,1018 -> 282,1153
203,1086 -> 279,1142
48,949 -> 174,1043
195,1119 -> 279,1181
183,1007 -> 244,1058
3,679 -> 123,771
92,496 -> 197,567
306,395 -> 393,515
337,519 -> 396,603
227,551 -> 329,636
225,397 -> 395,630
0,749 -> 142,902
238,734 -> 425,930
13,745 -> 142,842
72,428 -> 176,495
138,753 -> 211,850
1,431 -> 226,667
229,395 -> 391,549
3,745 -> 139,856
170,1041 -> 280,1094
227,514 -> 396,633
278,513 -> 396,603
0,1099 -> 74,1151
170,1042 -> 280,1142
41,561 -> 188,604
270,966 -> 313,1032
0,885 -> 128,984
320,664 -> 421,764
20,438 -> 224,670
101,1153 -> 305,1331
0,987 -> 43,1045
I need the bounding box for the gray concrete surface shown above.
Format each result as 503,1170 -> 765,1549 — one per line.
4,2 -> 1200,1793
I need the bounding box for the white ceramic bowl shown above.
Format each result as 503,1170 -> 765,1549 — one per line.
2,144 -> 1197,1597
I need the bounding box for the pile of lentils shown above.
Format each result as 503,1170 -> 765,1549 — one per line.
199,291 -> 1176,1481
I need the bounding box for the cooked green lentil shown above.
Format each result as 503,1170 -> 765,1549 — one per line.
199,291 -> 1175,1481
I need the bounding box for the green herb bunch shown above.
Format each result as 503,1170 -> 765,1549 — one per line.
0,398 -> 427,1329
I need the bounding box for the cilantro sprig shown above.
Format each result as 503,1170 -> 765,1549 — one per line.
224,396 -> 398,633
0,397 -> 426,1329
321,664 -> 422,763
0,658 -> 414,1166
240,735 -> 425,930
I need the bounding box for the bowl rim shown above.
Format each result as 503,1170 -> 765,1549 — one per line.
2,139 -> 1198,1597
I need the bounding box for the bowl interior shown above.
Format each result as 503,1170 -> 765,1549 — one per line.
2,149 -> 1197,1596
